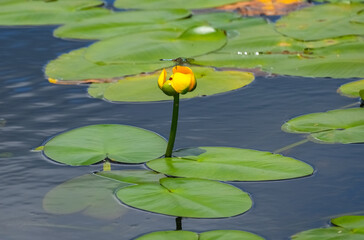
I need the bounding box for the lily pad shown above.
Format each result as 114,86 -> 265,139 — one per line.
195,18 -> 364,78
338,79 -> 364,98
84,26 -> 226,65
0,0 -> 109,26
88,67 -> 254,102
291,215 -> 364,240
147,147 -> 313,181
136,230 -> 265,240
282,108 -> 364,144
275,3 -> 364,41
114,0 -> 245,10
54,9 -> 192,40
42,124 -> 167,165
43,170 -> 164,219
116,177 -> 252,218
45,48 -> 168,81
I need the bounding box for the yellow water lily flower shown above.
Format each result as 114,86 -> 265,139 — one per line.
158,66 -> 196,96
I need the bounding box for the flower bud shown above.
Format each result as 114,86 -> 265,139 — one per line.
158,66 -> 196,96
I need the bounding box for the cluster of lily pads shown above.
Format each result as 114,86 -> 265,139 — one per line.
1,0 -> 364,239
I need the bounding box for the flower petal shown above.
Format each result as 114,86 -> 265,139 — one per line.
172,66 -> 193,75
162,80 -> 178,96
158,69 -> 167,89
171,72 -> 191,94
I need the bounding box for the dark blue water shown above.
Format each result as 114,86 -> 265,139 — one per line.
0,25 -> 363,240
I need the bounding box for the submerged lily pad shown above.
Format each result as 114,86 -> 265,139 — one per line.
88,67 -> 254,102
114,0 -> 244,9
282,108 -> 364,144
338,79 -> 364,98
43,170 -> 164,219
54,9 -> 192,40
116,177 -> 252,218
84,25 -> 226,65
42,124 -> 167,165
291,215 -> 364,240
275,3 -> 364,41
0,0 -> 109,26
136,230 -> 265,240
147,147 -> 313,181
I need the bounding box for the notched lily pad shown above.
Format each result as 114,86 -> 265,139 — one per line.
291,215 -> 364,240
88,67 -> 254,102
43,170 -> 164,219
42,124 -> 167,166
338,79 -> 364,98
136,230 -> 265,240
282,108 -> 364,144
147,147 -> 313,181
116,177 -> 252,218
0,0 -> 109,26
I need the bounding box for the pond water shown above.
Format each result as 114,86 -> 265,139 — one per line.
0,23 -> 363,240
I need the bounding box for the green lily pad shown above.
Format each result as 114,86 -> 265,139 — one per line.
338,79 -> 364,98
45,48 -> 168,81
136,230 -> 265,240
291,215 -> 364,240
42,124 -> 167,165
136,231 -> 198,240
84,25 -> 226,65
282,108 -> 364,144
275,3 -> 364,41
114,0 -> 244,10
147,147 -> 313,181
195,17 -> 364,78
88,67 -> 254,102
0,0 -> 109,26
54,9 -> 192,40
43,170 -> 164,219
116,177 -> 252,218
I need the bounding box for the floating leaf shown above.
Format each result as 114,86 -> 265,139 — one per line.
84,26 -> 226,65
136,230 -> 265,240
147,147 -> 313,181
116,177 -> 252,218
54,9 -> 192,40
275,3 -> 364,41
88,67 -> 254,102
282,108 -> 364,144
45,48 -> 168,81
195,18 -> 364,78
42,124 -> 167,165
291,215 -> 364,240
43,170 -> 164,219
338,79 -> 364,98
114,0 -> 246,10
136,231 -> 198,240
0,0 -> 109,26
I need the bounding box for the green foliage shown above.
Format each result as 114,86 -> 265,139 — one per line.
113,0 -> 245,10
88,67 -> 254,102
276,3 -> 364,41
291,215 -> 364,240
135,230 -> 265,240
282,108 -> 364,144
0,0 -> 109,26
42,124 -> 167,165
147,147 -> 313,181
338,79 -> 364,98
116,178 -> 252,218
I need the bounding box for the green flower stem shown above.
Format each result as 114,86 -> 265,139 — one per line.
165,94 -> 180,157
175,217 -> 182,230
